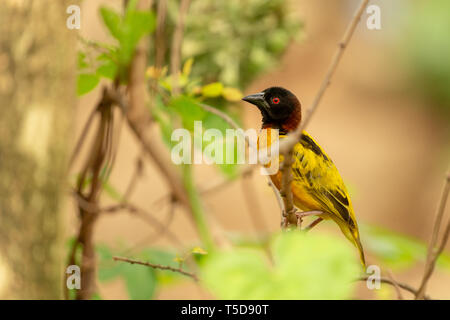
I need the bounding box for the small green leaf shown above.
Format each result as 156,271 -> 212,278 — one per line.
122,264 -> 156,300
201,82 -> 224,97
222,87 -> 243,101
169,95 -> 205,131
191,247 -> 208,255
100,7 -> 122,40
182,58 -> 194,77
97,60 -> 117,80
119,10 -> 156,65
77,52 -> 88,70
91,292 -> 103,300
77,73 -> 100,96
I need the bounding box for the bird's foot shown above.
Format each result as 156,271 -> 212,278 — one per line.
295,210 -> 323,230
281,208 -> 298,230
304,217 -> 324,232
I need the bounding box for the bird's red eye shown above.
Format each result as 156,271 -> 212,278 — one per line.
272,97 -> 280,104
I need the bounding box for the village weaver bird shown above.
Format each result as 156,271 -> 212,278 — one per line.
243,87 -> 366,267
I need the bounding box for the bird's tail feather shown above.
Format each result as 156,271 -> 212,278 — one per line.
336,220 -> 366,269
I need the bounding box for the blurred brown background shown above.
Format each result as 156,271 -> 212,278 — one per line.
70,0 -> 449,299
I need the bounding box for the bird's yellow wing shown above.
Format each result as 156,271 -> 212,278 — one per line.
285,131 -> 365,266
289,131 -> 357,228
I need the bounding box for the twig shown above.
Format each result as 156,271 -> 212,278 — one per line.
170,0 -> 190,94
357,276 -> 431,300
124,198 -> 177,253
277,0 -> 369,227
155,0 -> 168,70
150,165 -> 255,208
122,152 -> 145,202
386,270 -> 404,300
101,202 -> 183,247
113,256 -> 198,281
415,170 -> 450,299
68,106 -> 97,169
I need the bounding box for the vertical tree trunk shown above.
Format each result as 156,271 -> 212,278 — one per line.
0,1 -> 76,299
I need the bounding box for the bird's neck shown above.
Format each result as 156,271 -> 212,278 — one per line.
262,108 -> 301,135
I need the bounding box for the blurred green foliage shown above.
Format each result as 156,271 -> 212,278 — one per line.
161,0 -> 302,87
97,245 -> 186,300
362,224 -> 450,271
201,232 -> 360,299
407,0 -> 450,113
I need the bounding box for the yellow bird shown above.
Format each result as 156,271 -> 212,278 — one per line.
243,87 -> 365,267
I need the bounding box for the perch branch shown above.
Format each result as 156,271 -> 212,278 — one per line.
357,276 -> 431,300
386,270 -> 404,300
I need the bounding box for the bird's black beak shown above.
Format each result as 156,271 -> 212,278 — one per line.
242,92 -> 268,112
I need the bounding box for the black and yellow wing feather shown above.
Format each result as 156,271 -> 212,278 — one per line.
268,130 -> 365,266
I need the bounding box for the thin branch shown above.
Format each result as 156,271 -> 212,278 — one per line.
357,276 -> 431,300
68,106 -> 97,169
170,0 -> 190,94
101,202 -> 183,247
128,198 -> 176,250
113,256 -> 198,281
277,0 -> 369,227
154,0 -> 168,70
386,270 -> 404,300
122,152 -> 145,202
415,170 -> 450,299
150,165 -> 254,209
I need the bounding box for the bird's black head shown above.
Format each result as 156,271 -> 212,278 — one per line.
242,87 -> 301,131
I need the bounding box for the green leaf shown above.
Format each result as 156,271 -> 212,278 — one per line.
97,60 -> 118,79
182,58 -> 194,77
222,87 -> 243,101
119,9 -> 156,65
191,247 -> 208,255
77,52 -> 88,70
362,224 -> 450,271
91,292 -> 103,300
77,73 -> 100,96
201,232 -> 360,299
122,263 -> 157,300
97,245 -> 124,282
97,247 -> 156,299
100,7 -> 122,40
201,82 -> 224,97
169,95 -> 205,131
